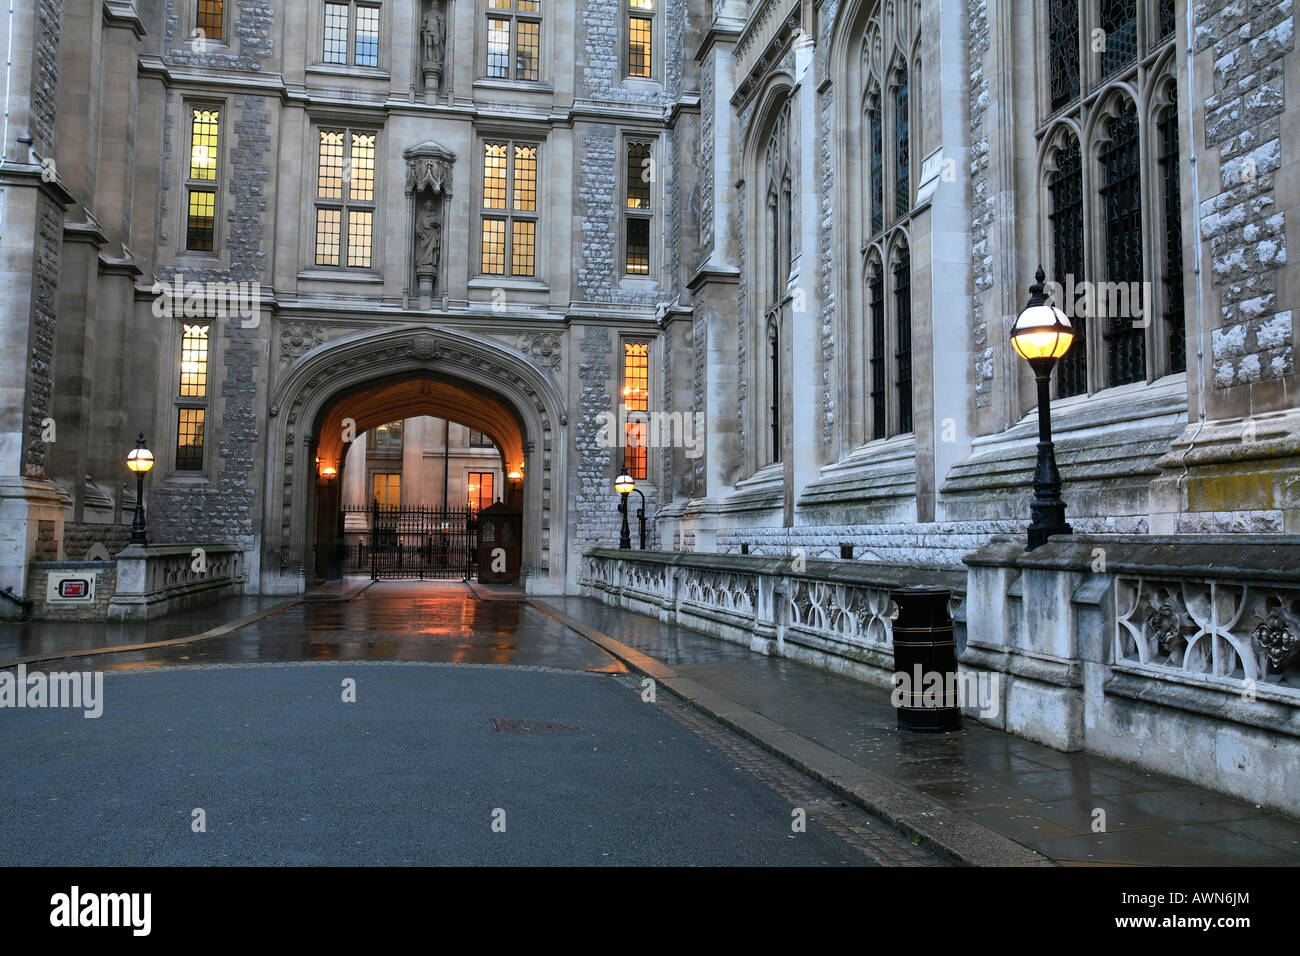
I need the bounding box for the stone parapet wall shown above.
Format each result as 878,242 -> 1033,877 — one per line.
965,534 -> 1300,814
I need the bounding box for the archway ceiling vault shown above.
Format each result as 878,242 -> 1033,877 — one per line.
314,375 -> 525,475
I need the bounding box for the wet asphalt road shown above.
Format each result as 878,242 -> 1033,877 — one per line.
0,583 -> 935,866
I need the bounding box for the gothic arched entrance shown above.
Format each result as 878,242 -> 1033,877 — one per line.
263,326 -> 567,594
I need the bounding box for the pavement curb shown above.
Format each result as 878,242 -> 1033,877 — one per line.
530,598 -> 1055,868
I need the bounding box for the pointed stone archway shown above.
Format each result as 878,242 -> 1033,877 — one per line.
263,325 -> 568,594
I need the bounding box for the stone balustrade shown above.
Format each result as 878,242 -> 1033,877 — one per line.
965,534 -> 1300,814
582,548 -> 964,683
107,544 -> 246,622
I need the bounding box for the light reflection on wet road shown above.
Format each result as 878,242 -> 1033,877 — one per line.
70,582 -> 628,674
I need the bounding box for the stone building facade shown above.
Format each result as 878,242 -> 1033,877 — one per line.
1,0 -> 1296,808
0,0 -> 1294,599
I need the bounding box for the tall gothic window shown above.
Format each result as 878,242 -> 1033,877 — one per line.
768,320 -> 781,463
622,341 -> 650,479
893,245 -> 913,435
1099,0 -> 1137,77
479,140 -> 538,277
314,128 -> 376,268
868,97 -> 884,236
185,106 -> 221,252
1101,101 -> 1145,386
1049,138 -> 1087,397
1037,2 -> 1179,392
894,69 -> 910,221
1158,92 -> 1186,374
869,268 -> 886,441
1048,0 -> 1079,111
625,140 -> 653,275
176,324 -> 209,471
626,0 -> 654,78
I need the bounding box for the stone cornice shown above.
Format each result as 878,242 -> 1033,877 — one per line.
102,0 -> 147,38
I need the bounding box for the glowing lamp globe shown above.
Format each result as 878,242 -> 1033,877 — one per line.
126,438 -> 155,474
614,474 -> 635,495
1011,267 -> 1074,365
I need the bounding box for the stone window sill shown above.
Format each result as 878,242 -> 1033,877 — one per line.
297,269 -> 384,283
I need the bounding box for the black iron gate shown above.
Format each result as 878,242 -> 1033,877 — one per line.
341,503 -> 478,580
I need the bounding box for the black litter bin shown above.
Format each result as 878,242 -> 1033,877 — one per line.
891,585 -> 961,732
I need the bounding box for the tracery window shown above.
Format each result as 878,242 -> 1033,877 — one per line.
1049,136 -> 1087,397
1036,1 -> 1185,394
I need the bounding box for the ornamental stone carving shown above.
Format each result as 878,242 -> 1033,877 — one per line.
517,331 -> 563,371
279,322 -> 330,369
403,141 -> 455,197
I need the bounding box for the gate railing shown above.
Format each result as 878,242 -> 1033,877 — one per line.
341,503 -> 479,580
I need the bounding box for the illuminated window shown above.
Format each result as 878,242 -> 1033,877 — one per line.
185,107 -> 220,252
372,473 -> 401,508
627,0 -> 654,79
484,0 -> 541,81
315,128 -> 377,268
180,325 -> 210,397
625,141 -> 652,275
323,2 -> 382,68
196,1 -> 224,42
468,472 -> 495,513
176,408 -> 206,471
479,141 -> 538,276
175,324 -> 211,471
622,342 -> 649,479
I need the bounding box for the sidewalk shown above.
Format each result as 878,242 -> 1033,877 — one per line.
0,595 -> 296,666
534,596 -> 1300,867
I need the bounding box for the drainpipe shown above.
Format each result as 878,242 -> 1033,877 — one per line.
1175,2 -> 1208,532
442,417 -> 449,511
0,0 -> 17,240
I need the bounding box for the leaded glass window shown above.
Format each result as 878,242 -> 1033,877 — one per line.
870,270 -> 886,441
1050,139 -> 1087,397
1101,103 -> 1145,386
1158,97 -> 1186,374
894,70 -> 910,220
869,100 -> 883,236
894,247 -> 913,434
1049,0 -> 1080,110
1099,0 -> 1137,77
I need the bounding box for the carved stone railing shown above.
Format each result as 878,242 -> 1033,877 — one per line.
965,534 -> 1300,815
108,543 -> 246,622
583,548 -> 963,678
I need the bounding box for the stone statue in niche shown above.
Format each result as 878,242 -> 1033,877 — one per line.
414,194 -> 443,307
421,2 -> 447,91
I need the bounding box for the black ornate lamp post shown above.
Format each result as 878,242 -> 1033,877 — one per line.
126,432 -> 156,545
614,473 -> 634,550
1011,267 -> 1075,551
630,485 -> 647,549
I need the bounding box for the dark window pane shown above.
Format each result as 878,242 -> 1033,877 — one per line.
1049,0 -> 1080,110
894,248 -> 912,434
869,103 -> 883,235
1159,98 -> 1186,374
176,408 -> 205,470
894,70 -> 910,220
626,217 -> 650,274
870,271 -> 886,440
1101,102 -> 1145,386
1050,138 -> 1087,397
1100,0 -> 1137,77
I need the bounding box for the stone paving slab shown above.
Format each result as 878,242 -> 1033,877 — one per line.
535,596 -> 1300,867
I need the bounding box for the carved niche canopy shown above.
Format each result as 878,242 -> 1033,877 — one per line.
404,141 -> 456,197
